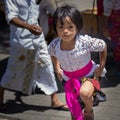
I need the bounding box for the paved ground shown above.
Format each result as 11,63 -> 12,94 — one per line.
0,0 -> 120,120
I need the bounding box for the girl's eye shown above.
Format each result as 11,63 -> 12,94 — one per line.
68,25 -> 74,29
57,25 -> 63,29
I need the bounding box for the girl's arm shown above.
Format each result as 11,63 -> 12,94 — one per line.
94,44 -> 107,77
51,56 -> 63,81
99,44 -> 107,68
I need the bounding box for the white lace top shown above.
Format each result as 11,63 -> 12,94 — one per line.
48,34 -> 106,72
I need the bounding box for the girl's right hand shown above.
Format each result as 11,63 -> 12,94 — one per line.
56,69 -> 63,81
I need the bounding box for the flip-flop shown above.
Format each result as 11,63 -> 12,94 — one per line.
51,104 -> 69,110
61,104 -> 69,110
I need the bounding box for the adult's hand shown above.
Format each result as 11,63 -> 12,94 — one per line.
29,24 -> 43,35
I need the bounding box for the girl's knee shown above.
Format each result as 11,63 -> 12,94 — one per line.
80,88 -> 92,99
80,81 -> 94,99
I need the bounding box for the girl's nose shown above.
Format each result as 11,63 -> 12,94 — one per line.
63,28 -> 68,33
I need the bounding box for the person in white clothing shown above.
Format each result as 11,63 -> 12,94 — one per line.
38,0 -> 55,37
0,0 -> 67,111
103,0 -> 120,64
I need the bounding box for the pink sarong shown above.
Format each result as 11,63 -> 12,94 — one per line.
63,61 -> 93,120
64,78 -> 83,120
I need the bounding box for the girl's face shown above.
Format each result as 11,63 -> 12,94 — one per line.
56,16 -> 77,42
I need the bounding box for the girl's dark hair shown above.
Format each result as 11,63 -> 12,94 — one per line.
53,5 -> 83,35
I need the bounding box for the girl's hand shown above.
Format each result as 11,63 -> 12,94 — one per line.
94,66 -> 104,79
55,69 -> 63,81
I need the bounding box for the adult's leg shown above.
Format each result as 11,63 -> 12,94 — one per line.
51,92 -> 68,109
34,35 -> 68,109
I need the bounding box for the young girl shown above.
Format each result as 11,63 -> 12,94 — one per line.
48,5 -> 107,120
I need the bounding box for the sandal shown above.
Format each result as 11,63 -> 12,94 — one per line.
51,103 -> 69,110
0,103 -> 6,112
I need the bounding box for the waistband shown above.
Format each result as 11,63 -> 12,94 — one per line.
63,60 -> 93,79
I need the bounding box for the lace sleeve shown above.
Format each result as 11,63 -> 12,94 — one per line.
84,35 -> 106,52
48,38 -> 59,57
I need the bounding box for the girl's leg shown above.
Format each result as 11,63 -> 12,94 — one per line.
80,81 -> 95,120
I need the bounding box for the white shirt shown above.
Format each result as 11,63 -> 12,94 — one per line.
39,0 -> 55,36
4,0 -> 44,49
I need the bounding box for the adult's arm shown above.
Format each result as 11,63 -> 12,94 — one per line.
10,17 -> 42,35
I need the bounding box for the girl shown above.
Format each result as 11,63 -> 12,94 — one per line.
48,5 -> 107,120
